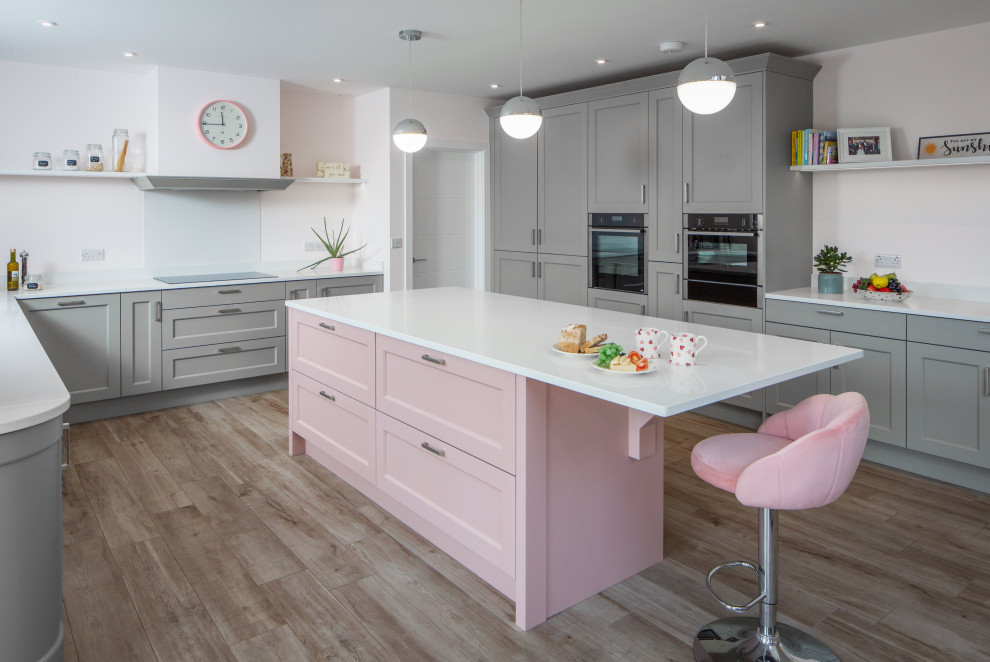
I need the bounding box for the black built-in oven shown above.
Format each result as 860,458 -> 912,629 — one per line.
589,213 -> 646,294
683,213 -> 763,307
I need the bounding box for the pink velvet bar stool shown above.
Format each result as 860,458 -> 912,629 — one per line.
690,392 -> 870,662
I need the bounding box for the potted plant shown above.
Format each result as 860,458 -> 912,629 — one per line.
299,217 -> 367,272
813,244 -> 852,294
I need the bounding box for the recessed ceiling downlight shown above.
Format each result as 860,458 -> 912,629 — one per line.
122,52 -> 137,57
753,21 -> 768,29
38,20 -> 57,28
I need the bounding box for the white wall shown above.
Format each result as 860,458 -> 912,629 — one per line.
803,21 -> 990,287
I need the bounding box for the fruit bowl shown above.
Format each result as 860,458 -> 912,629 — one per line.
858,289 -> 912,303
852,272 -> 911,302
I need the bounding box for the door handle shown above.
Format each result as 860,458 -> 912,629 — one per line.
217,346 -> 242,353
412,258 -> 427,263
984,367 -> 989,397
321,287 -> 332,297
155,300 -> 162,322
57,300 -> 85,307
319,390 -> 336,402
676,232 -> 681,254
641,184 -> 646,204
538,228 -> 542,245
538,262 -> 542,278
421,354 -> 446,366
218,288 -> 242,294
61,423 -> 70,470
421,442 -> 446,457
816,309 -> 844,316
218,307 -> 241,314
683,182 -> 689,204
532,229 -> 536,246
675,274 -> 681,295
319,322 -> 336,331
531,262 -> 536,278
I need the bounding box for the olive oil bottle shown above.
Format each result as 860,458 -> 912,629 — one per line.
6,249 -> 18,291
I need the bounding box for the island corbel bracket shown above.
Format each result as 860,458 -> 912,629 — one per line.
628,409 -> 662,460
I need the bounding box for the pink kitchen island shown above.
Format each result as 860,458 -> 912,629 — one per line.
284,287 -> 861,630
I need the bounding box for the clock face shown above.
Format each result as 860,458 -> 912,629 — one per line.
198,100 -> 249,149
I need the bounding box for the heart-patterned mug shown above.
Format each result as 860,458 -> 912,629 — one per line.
670,333 -> 708,366
636,327 -> 669,360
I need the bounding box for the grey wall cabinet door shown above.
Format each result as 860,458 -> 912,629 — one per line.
683,72 -> 764,213
588,93 -> 649,213
316,275 -> 383,298
764,322 -> 830,415
539,254 -> 588,306
493,250 -> 538,299
647,262 -> 683,322
493,125 -> 538,252
907,343 -> 990,468
830,331 -> 906,447
121,291 -> 163,397
285,280 -> 317,301
648,87 -> 683,263
539,104 -> 588,256
588,289 -> 648,316
683,300 -> 764,411
20,294 -> 121,404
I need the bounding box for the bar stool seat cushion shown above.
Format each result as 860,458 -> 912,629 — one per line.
690,433 -> 790,493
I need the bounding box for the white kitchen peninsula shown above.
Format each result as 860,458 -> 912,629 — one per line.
285,287 -> 862,630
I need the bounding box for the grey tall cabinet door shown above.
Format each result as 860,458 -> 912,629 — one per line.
493,125 -> 538,252
539,104 -> 588,256
588,93 -> 649,213
648,87 -> 683,263
493,250 -> 538,299
764,322 -> 830,415
907,343 -> 990,469
830,331 -> 906,447
20,294 -> 121,403
683,72 -> 764,213
121,291 -> 163,396
539,254 -> 588,306
647,262 -> 683,322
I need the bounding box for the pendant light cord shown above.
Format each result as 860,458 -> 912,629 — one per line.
518,0 -> 524,97
704,2 -> 709,61
407,39 -> 413,117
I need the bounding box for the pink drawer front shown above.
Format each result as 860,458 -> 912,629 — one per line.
376,335 -> 516,473
290,370 -> 376,483
289,309 -> 375,406
377,413 -> 515,576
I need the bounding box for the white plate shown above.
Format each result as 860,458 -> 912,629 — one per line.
592,361 -> 658,375
551,343 -> 599,358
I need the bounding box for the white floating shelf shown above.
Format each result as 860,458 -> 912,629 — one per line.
791,155 -> 990,172
291,177 -> 368,184
0,169 -> 144,179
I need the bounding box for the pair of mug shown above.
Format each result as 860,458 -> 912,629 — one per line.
636,328 -> 708,366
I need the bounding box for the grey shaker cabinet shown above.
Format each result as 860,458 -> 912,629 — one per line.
764,322 -> 831,415
285,280 -> 317,301
907,343 -> 990,469
539,254 -> 588,306
539,103 -> 588,256
493,124 -> 539,252
829,331 -> 906,448
588,289 -> 648,316
316,275 -> 383,298
121,291 -> 163,396
588,93 -> 649,213
20,294 -> 121,403
493,250 -> 538,299
648,87 -> 683,263
683,72 -> 764,213
647,262 -> 683,322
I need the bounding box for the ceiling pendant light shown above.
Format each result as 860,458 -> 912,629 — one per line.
499,0 -> 542,139
392,29 -> 427,153
676,6 -> 736,115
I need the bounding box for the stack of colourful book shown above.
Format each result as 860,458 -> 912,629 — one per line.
792,130 -> 838,165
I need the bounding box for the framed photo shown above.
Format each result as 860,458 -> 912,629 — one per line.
918,132 -> 990,160
837,127 -> 892,163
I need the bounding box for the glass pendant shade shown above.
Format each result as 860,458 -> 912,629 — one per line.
392,118 -> 427,153
499,95 -> 543,139
676,56 -> 737,115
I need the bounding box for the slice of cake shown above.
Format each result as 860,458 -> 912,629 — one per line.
558,323 -> 587,353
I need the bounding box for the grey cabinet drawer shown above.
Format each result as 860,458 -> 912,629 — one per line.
587,289 -> 648,316
163,336 -> 286,390
907,315 -> 990,352
162,282 -> 285,309
285,280 -> 317,301
316,275 -> 383,298
162,301 -> 285,350
765,300 -> 906,339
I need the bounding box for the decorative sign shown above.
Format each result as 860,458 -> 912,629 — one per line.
918,132 -> 990,160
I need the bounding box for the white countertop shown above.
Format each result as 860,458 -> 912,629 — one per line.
767,287 -> 990,323
287,287 -> 862,418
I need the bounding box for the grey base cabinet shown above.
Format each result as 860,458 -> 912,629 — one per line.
539,255 -> 588,306
121,291 -> 163,396
907,343 -> 990,468
163,336 -> 286,390
647,262 -> 682,321
588,289 -> 648,316
285,280 -> 317,301
765,322 -> 830,414
494,250 -> 538,299
20,294 -> 122,404
683,300 -> 764,411
316,275 -> 383,298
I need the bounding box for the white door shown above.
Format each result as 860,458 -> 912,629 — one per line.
411,150 -> 479,289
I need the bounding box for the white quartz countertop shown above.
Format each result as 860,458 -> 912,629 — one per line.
287,287 -> 862,418
767,287 -> 990,323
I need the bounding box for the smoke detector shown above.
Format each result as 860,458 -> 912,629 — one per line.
659,41 -> 685,54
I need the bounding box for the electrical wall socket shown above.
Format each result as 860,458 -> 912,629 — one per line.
391,238 -> 403,249
304,241 -> 322,252
874,254 -> 902,269
81,248 -> 105,262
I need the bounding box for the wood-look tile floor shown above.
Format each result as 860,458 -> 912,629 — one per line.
61,391 -> 990,662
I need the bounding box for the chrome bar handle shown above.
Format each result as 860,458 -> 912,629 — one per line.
218,288 -> 242,294
155,300 -> 162,322
421,442 -> 445,457
319,391 -> 336,402
218,308 -> 241,314
319,322 -> 335,331
984,367 -> 989,397
816,309 -> 844,316
421,354 -> 446,366
979,329 -> 990,335
531,262 -> 536,278
706,561 -> 766,614
532,229 -> 536,246
217,346 -> 242,354
641,184 -> 646,204
537,262 -> 542,278
538,228 -> 542,245
683,182 -> 689,204
57,300 -> 85,307
61,423 -> 70,470
675,274 -> 681,295
675,232 -> 681,254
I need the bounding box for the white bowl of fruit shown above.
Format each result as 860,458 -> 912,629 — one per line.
852,273 -> 912,302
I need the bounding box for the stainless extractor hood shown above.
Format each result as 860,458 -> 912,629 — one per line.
130,175 -> 294,192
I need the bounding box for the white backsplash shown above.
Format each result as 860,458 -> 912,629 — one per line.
144,191 -> 261,268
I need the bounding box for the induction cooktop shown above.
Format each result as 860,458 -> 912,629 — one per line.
153,271 -> 276,285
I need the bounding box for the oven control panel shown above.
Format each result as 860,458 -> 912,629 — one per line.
590,213 -> 646,228
684,213 -> 761,232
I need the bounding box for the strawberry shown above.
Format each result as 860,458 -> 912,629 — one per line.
880,287 -> 891,292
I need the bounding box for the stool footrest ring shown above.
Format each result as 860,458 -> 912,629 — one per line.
706,560 -> 766,613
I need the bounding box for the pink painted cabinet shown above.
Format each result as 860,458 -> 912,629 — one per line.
288,309 -> 375,406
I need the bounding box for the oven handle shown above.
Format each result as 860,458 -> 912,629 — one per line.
590,227 -> 646,234
686,231 -> 758,237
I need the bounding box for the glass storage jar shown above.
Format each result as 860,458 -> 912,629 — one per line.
111,129 -> 129,172
85,144 -> 105,172
62,149 -> 80,170
32,152 -> 53,170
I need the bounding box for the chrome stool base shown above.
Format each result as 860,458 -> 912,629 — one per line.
693,617 -> 839,662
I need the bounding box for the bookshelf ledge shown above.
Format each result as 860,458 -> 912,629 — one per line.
0,169 -> 144,179
291,177 -> 368,184
791,155 -> 990,172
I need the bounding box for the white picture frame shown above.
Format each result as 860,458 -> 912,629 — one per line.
837,127 -> 892,163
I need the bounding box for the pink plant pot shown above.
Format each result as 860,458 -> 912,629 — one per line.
328,257 -> 345,272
